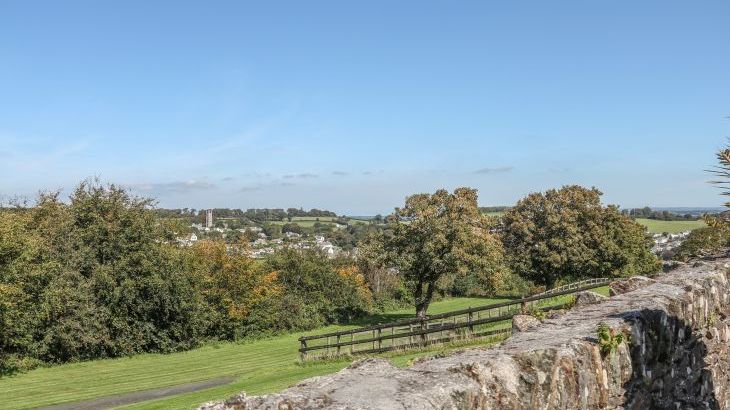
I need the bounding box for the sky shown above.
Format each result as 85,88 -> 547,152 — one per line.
1,1 -> 729,215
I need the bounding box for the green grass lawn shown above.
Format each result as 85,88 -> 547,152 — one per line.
0,288 -> 609,410
634,218 -> 706,233
0,297 -> 504,410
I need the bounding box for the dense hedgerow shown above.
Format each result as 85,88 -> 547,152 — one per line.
0,182 -> 372,376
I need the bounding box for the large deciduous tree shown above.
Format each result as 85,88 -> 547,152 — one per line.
383,188 -> 506,318
501,185 -> 660,290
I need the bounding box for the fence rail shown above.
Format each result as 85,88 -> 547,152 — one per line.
299,278 -> 611,360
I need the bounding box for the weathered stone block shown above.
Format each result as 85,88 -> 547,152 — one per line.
574,290 -> 608,306
609,275 -> 656,296
511,314 -> 541,333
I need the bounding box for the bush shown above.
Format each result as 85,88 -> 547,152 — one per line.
260,248 -> 372,330
673,226 -> 730,261
597,322 -> 626,356
0,182 -> 213,374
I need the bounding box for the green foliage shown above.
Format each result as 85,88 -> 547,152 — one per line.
563,295 -> 577,310
356,232 -> 410,307
502,185 -> 660,290
709,145 -> 730,209
260,248 -> 372,330
528,305 -> 546,320
0,182 -> 214,375
597,322 -> 625,356
379,187 -> 507,317
0,182 -> 371,376
673,225 -> 730,261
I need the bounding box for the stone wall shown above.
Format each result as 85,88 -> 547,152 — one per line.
200,255 -> 730,410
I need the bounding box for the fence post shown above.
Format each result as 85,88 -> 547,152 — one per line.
337,334 -> 341,356
350,332 -> 354,354
299,338 -> 307,362
521,299 -> 527,314
468,309 -> 473,336
420,318 -> 428,347
377,328 -> 382,350
409,323 -> 413,346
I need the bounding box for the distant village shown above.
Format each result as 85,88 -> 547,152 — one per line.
651,231 -> 691,260
173,208 -> 706,260
177,209 -> 349,258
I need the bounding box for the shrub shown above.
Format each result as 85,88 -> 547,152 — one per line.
528,305 -> 546,321
597,322 -> 625,356
673,226 -> 730,261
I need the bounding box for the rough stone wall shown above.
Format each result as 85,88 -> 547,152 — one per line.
200,256 -> 730,410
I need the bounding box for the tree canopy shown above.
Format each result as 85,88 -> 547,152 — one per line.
380,187 -> 506,318
501,185 -> 660,289
0,182 -> 371,376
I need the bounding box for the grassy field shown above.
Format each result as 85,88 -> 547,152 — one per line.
269,216 -> 368,227
0,288 -> 609,410
483,211 -> 505,217
634,218 -> 706,234
0,297 -> 504,410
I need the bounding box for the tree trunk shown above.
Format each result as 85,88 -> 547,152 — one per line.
415,281 -> 435,319
545,273 -> 557,291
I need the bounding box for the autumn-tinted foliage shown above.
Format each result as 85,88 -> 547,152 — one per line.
259,248 -> 372,330
0,182 -> 371,376
501,185 -> 660,289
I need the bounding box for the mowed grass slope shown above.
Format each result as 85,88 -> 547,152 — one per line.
0,297 -> 499,410
634,218 -> 706,234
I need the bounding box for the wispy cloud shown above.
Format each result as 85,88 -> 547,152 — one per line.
239,184 -> 263,192
221,176 -> 235,182
332,171 -> 349,176
474,166 -> 514,174
239,181 -> 296,192
283,173 -> 318,179
135,180 -> 217,193
242,172 -> 272,178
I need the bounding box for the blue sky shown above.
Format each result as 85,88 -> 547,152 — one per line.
1,1 -> 729,214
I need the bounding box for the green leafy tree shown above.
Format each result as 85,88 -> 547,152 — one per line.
501,185 -> 660,290
260,248 -> 372,329
0,182 -> 212,374
382,188 -> 506,318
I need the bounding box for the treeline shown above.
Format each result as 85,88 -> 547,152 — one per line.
154,207 -> 338,222
622,207 -> 698,221
0,182 -> 661,376
0,183 -> 370,375
478,206 -> 511,213
360,186 -> 660,317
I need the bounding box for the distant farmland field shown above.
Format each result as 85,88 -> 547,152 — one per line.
635,218 -> 706,234
270,217 -> 368,227
483,211 -> 505,217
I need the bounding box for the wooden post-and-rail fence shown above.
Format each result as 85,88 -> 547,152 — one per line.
298,277 -> 610,361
